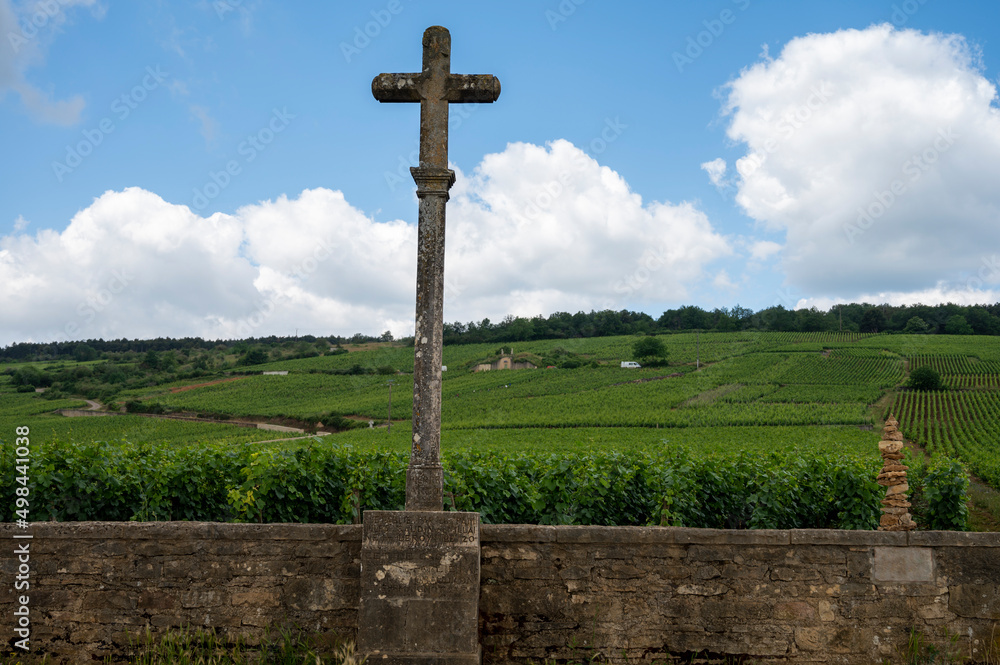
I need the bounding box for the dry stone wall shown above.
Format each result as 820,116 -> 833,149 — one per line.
480,526 -> 1000,664
0,522 -> 361,662
2,522 -> 999,664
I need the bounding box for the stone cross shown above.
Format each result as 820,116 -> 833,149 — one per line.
372,26 -> 500,510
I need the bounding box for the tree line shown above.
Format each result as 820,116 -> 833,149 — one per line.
4,301 -> 1000,364
0,333 -> 379,363
443,302 -> 1000,344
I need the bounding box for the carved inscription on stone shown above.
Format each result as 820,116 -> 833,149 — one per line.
363,511 -> 478,549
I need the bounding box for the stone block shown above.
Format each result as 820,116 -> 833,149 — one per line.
771,566 -> 822,582
794,626 -> 831,651
828,626 -> 877,654
935,546 -> 1000,583
909,531 -> 1000,547
774,600 -> 817,622
179,589 -> 227,609
137,590 -> 177,611
481,544 -> 544,561
949,584 -> 1000,619
231,589 -> 281,607
846,550 -> 873,578
873,547 -> 934,583
556,564 -> 593,580
674,528 -> 790,545
594,564 -> 646,579
555,525 -> 676,544
480,524 -> 555,543
80,590 -> 137,612
357,511 -> 480,665
512,565 -> 558,580
791,529 -> 906,547
283,577 -> 357,612
675,582 -> 728,596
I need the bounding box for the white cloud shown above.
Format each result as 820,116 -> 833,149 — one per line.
446,140 -> 732,320
10,79 -> 85,125
712,269 -> 737,291
749,240 -> 782,262
720,24 -> 1000,302
0,141 -> 732,344
0,188 -> 259,343
701,157 -> 728,188
797,284 -> 1000,312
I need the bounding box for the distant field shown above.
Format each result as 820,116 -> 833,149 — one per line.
123,335 -> 899,429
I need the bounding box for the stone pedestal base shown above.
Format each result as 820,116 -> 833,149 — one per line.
357,511 -> 480,665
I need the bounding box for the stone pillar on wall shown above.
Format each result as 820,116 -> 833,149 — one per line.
357,511 -> 481,665
877,415 -> 916,531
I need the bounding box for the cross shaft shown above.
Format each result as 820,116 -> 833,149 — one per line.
372,26 -> 500,511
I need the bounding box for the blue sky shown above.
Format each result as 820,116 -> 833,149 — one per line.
2,1 -> 999,343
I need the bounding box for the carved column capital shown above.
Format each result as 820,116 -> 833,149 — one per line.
410,167 -> 456,199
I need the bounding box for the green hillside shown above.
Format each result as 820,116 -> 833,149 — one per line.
1,331 -> 995,529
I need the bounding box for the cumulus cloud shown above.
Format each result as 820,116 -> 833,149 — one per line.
1,0 -> 101,125
716,24 -> 1000,303
0,188 -> 259,343
700,158 -> 728,188
0,141 -> 732,344
797,284 -> 1000,312
446,140 -> 731,320
749,240 -> 782,262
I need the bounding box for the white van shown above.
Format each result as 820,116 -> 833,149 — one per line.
620,361 -> 641,368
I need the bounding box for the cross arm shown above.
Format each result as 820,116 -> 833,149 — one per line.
445,74 -> 501,103
372,73 -> 423,103
372,72 -> 501,104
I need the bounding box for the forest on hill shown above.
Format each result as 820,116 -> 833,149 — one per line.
3,300 -> 1000,363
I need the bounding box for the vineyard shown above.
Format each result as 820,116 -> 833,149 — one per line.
891,390 -> 1000,487
141,344 -> 902,429
0,434 -> 941,530
0,414 -> 292,449
2,331 -> 997,529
